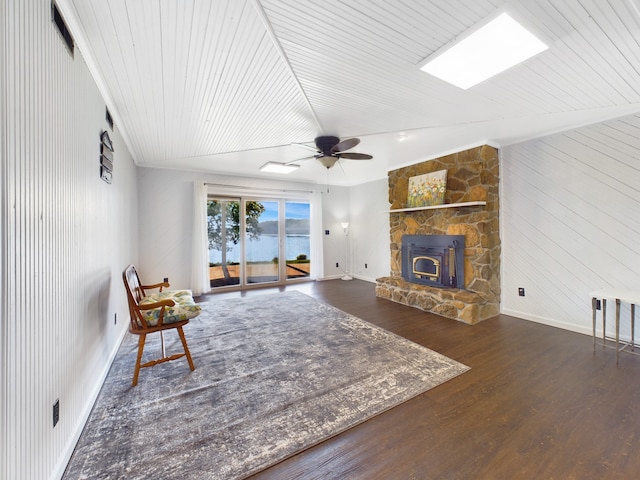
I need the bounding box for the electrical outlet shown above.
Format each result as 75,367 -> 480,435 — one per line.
325,230 -> 330,235
365,263 -> 368,268
518,287 -> 525,297
336,262 -> 339,268
53,399 -> 60,427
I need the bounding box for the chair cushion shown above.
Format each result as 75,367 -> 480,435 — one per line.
138,290 -> 202,327
150,289 -> 194,300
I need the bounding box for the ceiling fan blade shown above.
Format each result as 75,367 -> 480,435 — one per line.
331,137 -> 360,153
339,152 -> 373,160
291,142 -> 318,152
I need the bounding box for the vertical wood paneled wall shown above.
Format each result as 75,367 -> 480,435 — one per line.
1,2 -> 139,479
0,0 -> 7,476
501,114 -> 640,337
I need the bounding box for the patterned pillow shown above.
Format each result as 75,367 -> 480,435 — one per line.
138,290 -> 202,327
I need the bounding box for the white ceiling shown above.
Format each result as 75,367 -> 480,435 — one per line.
59,0 -> 640,186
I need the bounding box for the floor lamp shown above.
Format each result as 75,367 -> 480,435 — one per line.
341,222 -> 352,280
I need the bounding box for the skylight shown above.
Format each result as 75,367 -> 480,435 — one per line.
420,12 -> 548,90
259,162 -> 300,174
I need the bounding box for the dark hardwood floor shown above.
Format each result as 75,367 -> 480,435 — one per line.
198,279 -> 640,479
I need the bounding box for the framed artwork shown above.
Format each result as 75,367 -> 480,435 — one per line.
407,169 -> 447,207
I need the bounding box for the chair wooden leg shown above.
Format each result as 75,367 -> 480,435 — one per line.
177,326 -> 195,371
132,334 -> 147,387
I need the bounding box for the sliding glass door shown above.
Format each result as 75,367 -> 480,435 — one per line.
285,202 -> 311,280
207,197 -> 241,288
245,200 -> 279,284
208,196 -> 311,289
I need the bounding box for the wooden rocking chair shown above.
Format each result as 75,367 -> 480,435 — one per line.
122,264 -> 200,386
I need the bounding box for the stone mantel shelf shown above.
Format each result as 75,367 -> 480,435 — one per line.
388,201 -> 486,213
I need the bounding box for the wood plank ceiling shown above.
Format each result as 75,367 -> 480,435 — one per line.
58,0 -> 640,185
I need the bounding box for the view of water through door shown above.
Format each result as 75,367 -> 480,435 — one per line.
207,197 -> 242,288
285,202 -> 311,280
246,200 -> 279,284
207,196 -> 311,289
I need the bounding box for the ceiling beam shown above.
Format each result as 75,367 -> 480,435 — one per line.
249,0 -> 324,134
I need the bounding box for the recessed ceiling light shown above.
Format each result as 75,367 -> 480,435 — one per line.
420,12 -> 548,90
259,161 -> 300,174
397,133 -> 408,142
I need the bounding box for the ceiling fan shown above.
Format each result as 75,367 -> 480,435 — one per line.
289,136 -> 373,169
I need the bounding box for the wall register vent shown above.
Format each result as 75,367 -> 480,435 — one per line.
52,2 -> 74,56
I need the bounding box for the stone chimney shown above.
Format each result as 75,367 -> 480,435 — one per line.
375,145 -> 500,324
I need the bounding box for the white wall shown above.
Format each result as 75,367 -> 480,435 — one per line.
0,3 -> 139,479
349,178 -> 391,282
137,168 -> 195,287
320,185 -> 351,279
137,168 -> 358,285
501,114 -> 640,338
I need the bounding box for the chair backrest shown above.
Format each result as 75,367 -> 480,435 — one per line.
123,264 -> 145,331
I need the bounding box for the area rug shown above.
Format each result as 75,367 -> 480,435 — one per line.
63,291 -> 469,479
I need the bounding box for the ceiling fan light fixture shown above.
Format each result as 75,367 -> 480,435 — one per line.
259,161 -> 300,174
420,12 -> 548,89
318,156 -> 339,169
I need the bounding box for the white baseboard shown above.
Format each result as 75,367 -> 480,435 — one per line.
318,274 -> 377,283
503,308 -> 639,344
501,308 -> 593,337
50,326 -> 128,480
317,275 -> 341,281
352,274 -> 377,284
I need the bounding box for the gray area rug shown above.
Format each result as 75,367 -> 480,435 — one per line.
64,291 -> 469,479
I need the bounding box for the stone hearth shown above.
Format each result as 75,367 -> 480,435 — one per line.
375,145 -> 500,325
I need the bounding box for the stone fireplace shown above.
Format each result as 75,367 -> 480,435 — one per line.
375,145 -> 500,325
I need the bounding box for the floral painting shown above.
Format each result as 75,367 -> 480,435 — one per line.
407,169 -> 447,207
